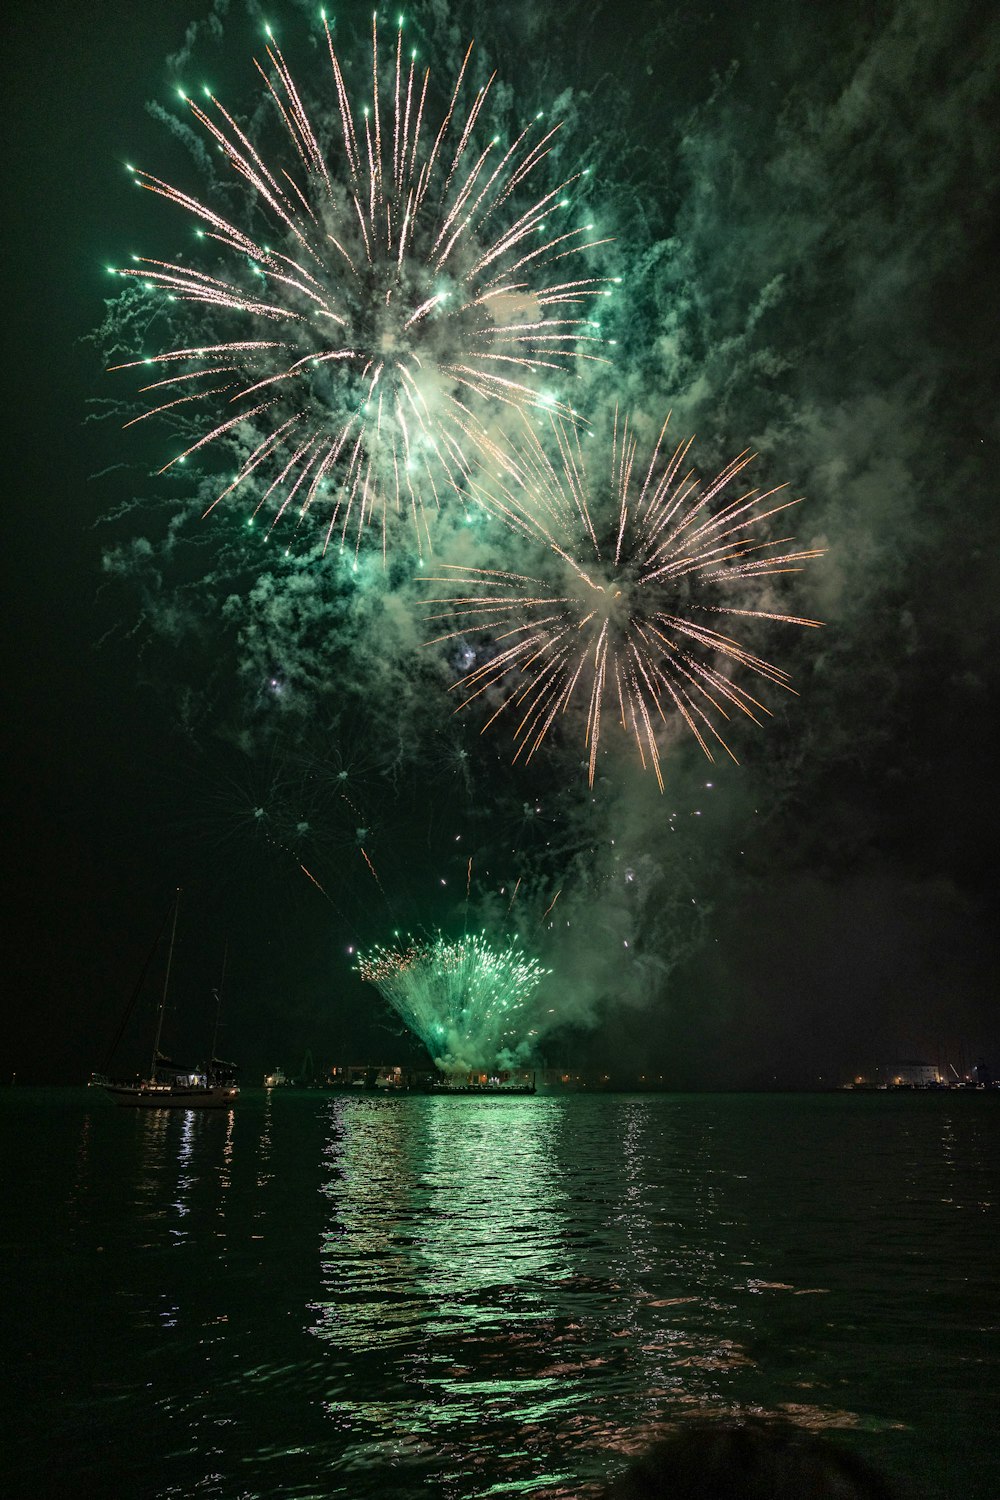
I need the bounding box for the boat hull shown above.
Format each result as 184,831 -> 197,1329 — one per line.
103,1083 -> 238,1109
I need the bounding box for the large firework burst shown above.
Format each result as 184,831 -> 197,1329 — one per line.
425,412 -> 824,788
111,16 -> 607,558
355,931 -> 549,1073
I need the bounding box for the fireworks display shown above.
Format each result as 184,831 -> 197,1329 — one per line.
98,9 -> 830,1069
111,16 -> 607,557
355,932 -> 550,1073
425,411 -> 824,788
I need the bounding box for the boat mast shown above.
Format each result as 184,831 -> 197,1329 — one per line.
150,888 -> 181,1078
210,939 -> 228,1062
97,898 -> 173,1078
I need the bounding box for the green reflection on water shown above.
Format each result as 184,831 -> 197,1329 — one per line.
310,1097 -> 564,1351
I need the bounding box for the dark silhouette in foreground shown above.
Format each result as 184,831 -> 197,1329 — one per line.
601,1422 -> 901,1499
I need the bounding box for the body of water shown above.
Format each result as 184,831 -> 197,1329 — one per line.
2,1088 -> 997,1497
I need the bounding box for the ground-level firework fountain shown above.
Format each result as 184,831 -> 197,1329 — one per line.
355,932 -> 550,1075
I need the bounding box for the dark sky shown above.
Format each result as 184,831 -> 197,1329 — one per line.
4,0 -> 998,1087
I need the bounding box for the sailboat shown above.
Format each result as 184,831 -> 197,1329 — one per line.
92,890 -> 240,1110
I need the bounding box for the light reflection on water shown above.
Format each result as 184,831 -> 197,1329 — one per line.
3,1090 -> 999,1498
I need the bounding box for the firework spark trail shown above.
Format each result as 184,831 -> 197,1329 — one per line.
359,845 -> 385,897
540,888 -> 562,922
299,862 -> 330,898
425,412 -> 824,788
356,931 -> 550,1073
110,17 -> 610,559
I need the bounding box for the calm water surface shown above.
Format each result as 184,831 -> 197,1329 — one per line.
2,1089 -> 998,1498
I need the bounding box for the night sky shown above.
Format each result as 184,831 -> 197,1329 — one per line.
5,0 -> 998,1088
